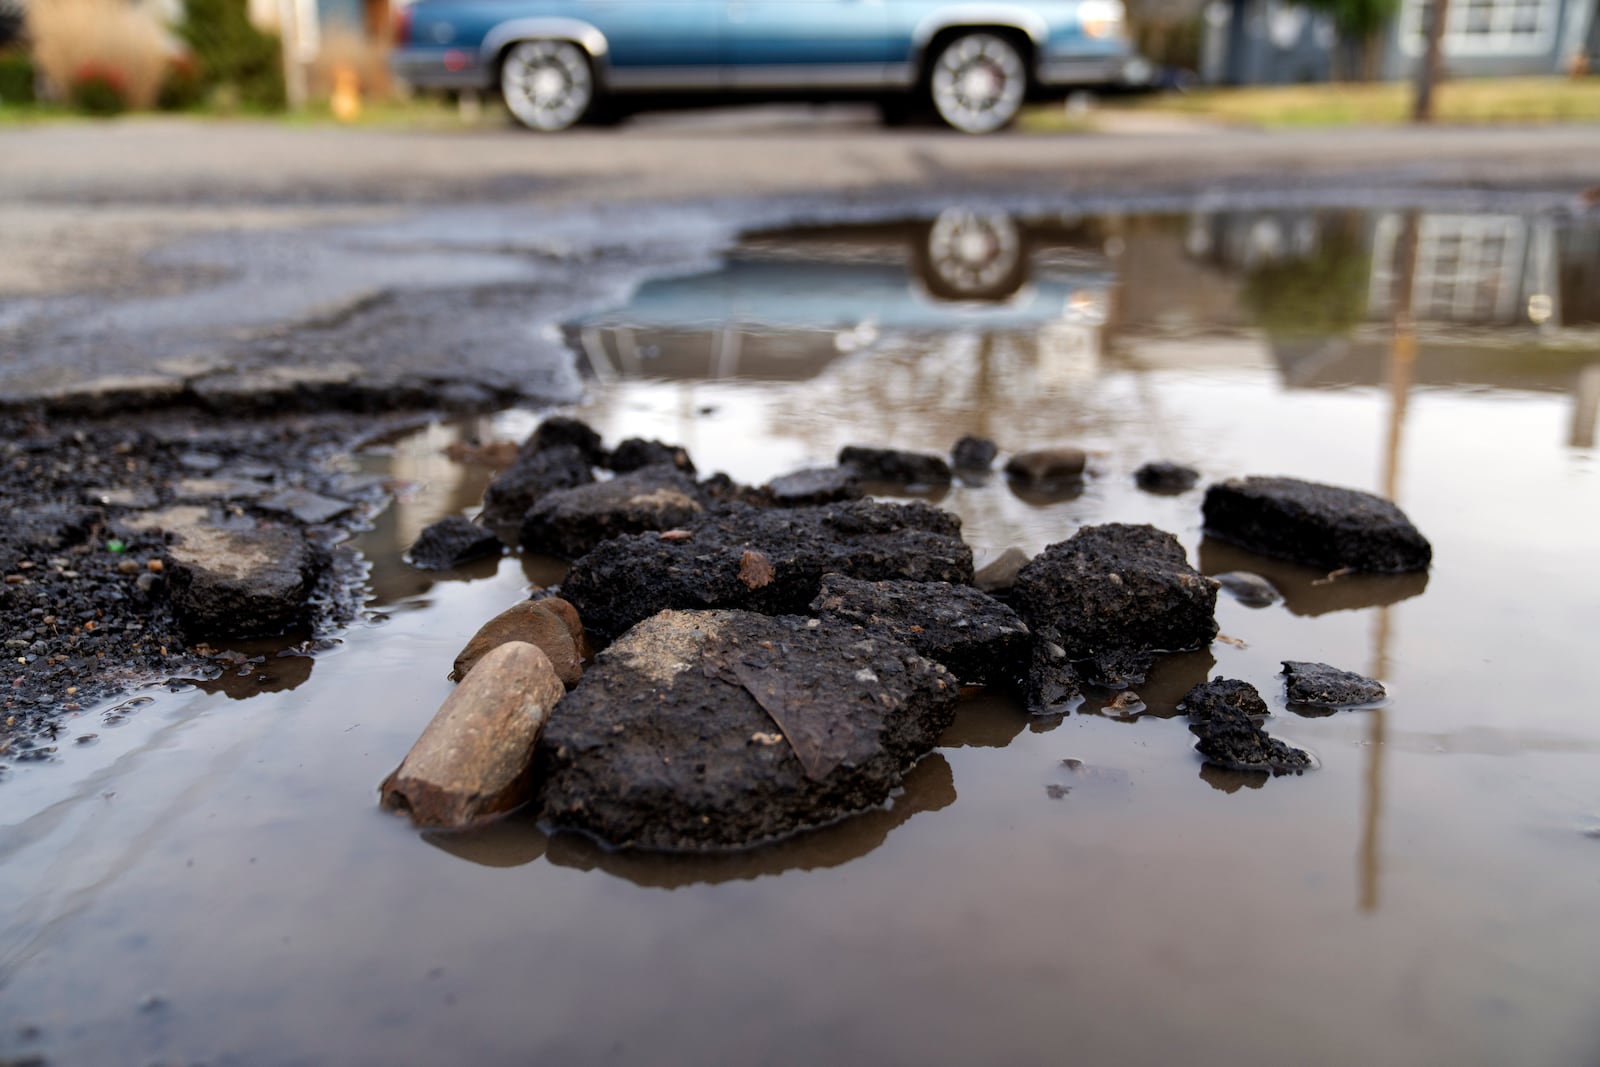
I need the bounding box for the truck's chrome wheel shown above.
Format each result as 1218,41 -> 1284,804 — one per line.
930,32 -> 1026,134
502,39 -> 593,132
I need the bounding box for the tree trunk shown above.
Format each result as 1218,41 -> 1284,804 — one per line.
1360,31 -> 1380,81
1413,0 -> 1451,121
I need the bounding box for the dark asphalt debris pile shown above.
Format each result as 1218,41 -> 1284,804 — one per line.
379,416 -> 1433,848
5,402 -> 1424,840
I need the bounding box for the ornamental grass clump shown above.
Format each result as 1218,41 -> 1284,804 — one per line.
28,0 -> 169,110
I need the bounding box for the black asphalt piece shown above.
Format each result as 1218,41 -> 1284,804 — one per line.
951,436 -> 998,471
1135,461 -> 1199,494
519,467 -> 707,560
838,445 -> 953,486
1203,476 -> 1432,573
560,499 -> 974,640
1282,660 -> 1386,707
808,573 -> 1030,686
607,437 -> 696,474
522,415 -> 607,467
1179,678 -> 1270,722
536,610 -> 959,851
1020,639 -> 1083,716
1010,523 -> 1219,660
478,444 -> 595,530
765,467 -> 863,506
1079,648 -> 1155,690
257,487 -> 352,525
1190,705 -> 1311,775
407,515 -> 503,571
165,523 -> 329,641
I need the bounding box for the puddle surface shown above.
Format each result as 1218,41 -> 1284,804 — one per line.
4,206 -> 1600,1066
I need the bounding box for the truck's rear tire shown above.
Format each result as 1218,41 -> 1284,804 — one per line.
928,32 -> 1027,134
501,39 -> 595,132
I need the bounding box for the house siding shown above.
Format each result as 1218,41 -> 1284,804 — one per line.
1200,0 -> 1594,81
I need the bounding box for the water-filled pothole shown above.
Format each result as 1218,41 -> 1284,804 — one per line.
4,204 -> 1599,1066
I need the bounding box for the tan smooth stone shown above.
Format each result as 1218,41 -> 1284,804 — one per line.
451,598 -> 586,686
380,641 -> 565,827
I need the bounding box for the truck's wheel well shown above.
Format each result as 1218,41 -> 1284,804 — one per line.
918,26 -> 1036,89
493,37 -> 602,91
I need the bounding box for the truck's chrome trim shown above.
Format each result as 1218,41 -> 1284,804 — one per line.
604,66 -> 724,91
726,62 -> 915,89
480,18 -> 611,65
1036,56 -> 1128,85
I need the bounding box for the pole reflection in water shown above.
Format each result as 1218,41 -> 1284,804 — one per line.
1361,211 -> 1421,914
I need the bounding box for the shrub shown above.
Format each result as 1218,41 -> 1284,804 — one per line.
0,52 -> 35,105
69,59 -> 127,114
157,51 -> 204,109
28,0 -> 170,109
176,0 -> 284,110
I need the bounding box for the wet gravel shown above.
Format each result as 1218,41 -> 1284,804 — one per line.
0,406 -> 416,771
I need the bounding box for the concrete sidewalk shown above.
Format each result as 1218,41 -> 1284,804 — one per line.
4,118 -> 1599,206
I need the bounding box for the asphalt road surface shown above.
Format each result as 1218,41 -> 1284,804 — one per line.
3,116 -> 1598,401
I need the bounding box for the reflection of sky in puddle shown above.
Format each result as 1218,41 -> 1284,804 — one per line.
5,206 -> 1600,1067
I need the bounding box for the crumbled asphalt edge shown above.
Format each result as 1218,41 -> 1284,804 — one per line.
0,405 -> 457,775
0,365 -> 532,423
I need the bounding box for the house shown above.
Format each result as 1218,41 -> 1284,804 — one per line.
245,0 -> 391,52
1199,0 -> 1599,82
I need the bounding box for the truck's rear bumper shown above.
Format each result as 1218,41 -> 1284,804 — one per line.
391,48 -> 493,91
1036,55 -> 1147,88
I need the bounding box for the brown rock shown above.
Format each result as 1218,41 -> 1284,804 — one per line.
381,642 -> 566,827
974,546 -> 1032,593
738,549 -> 775,590
534,595 -> 596,663
1005,447 -> 1088,484
450,598 -> 587,686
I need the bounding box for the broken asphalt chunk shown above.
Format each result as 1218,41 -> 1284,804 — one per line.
1202,476 -> 1431,573
1282,660 -> 1386,708
560,499 -> 973,640
407,515 -> 504,571
536,610 -> 959,850
808,573 -> 1030,686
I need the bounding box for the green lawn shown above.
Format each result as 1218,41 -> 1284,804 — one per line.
1024,75 -> 1600,130
8,75 -> 1600,133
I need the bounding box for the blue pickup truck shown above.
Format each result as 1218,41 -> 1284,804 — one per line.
393,0 -> 1142,132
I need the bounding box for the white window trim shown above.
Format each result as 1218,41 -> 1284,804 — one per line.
1398,0 -> 1560,56
1370,213 -> 1534,325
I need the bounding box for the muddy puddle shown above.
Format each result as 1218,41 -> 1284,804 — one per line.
3,205 -> 1599,1066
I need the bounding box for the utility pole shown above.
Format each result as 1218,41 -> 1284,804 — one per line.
1412,0 -> 1451,121
274,0 -> 319,109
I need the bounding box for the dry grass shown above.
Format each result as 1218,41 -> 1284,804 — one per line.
28,0 -> 171,109
1106,76 -> 1600,128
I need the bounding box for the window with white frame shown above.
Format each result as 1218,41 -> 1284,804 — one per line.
1399,0 -> 1559,55
1370,213 -> 1536,325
